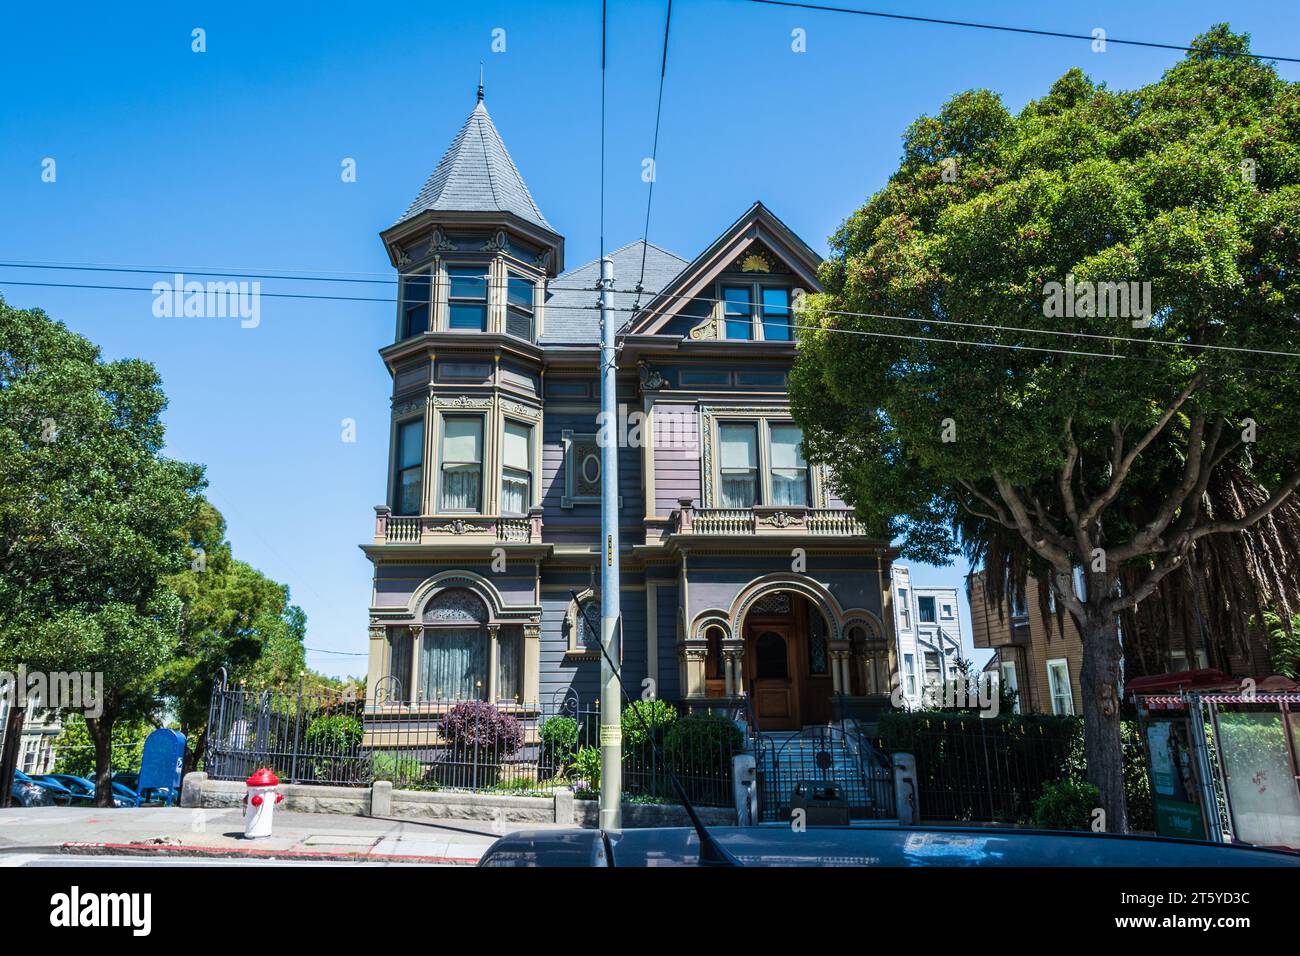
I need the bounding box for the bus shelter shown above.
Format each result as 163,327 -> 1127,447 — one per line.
1130,670 -> 1300,850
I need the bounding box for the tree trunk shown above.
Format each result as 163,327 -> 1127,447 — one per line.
184,727 -> 206,776
0,705 -> 27,809
1078,609 -> 1129,833
86,713 -> 115,808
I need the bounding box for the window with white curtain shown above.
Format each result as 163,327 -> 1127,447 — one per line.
769,423 -> 809,506
501,420 -> 532,515
719,422 -> 758,507
439,416 -> 483,512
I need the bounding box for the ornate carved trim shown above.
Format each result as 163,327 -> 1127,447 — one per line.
392,396 -> 428,418
481,230 -> 509,253
501,399 -> 541,421
688,315 -> 718,340
638,362 -> 667,391
434,395 -> 493,410
430,226 -> 456,254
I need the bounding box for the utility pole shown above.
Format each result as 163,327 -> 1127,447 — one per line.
598,254 -> 622,829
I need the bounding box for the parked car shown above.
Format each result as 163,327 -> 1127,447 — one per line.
13,770 -> 75,806
110,782 -> 140,808
113,771 -> 174,806
480,825 -> 1300,867
35,774 -> 95,805
9,774 -> 54,807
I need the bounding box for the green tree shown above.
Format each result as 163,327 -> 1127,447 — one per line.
162,499 -> 307,770
52,713 -> 152,780
790,26 -> 1300,831
0,299 -> 203,805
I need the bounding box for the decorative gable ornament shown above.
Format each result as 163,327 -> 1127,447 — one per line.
738,252 -> 771,273
638,362 -> 667,391
688,315 -> 719,340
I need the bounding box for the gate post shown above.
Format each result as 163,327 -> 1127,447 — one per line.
893,752 -> 917,824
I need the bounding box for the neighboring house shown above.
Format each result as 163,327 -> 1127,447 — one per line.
0,698 -> 61,775
890,565 -> 964,709
972,567 -> 1274,717
968,572 -> 1079,716
361,89 -> 899,732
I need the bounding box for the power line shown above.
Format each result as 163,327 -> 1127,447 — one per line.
305,647 -> 368,657
0,278 -> 604,312
738,0 -> 1300,64
635,0 -> 675,305
0,261 -> 603,295
6,276 -> 1296,368
605,284 -> 1300,361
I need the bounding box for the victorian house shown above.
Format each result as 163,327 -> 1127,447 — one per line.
362,90 -> 899,731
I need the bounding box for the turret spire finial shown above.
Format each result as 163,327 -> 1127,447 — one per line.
477,62 -> 484,103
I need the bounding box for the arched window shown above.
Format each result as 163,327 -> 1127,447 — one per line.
421,589 -> 489,701
850,622 -> 889,695
566,590 -> 601,657
705,626 -> 725,681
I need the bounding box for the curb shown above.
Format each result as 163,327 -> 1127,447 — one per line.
59,841 -> 481,866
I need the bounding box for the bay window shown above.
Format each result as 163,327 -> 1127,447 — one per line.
400,272 -> 431,339
506,275 -> 535,341
448,266 -> 488,330
719,422 -> 759,507
393,418 -> 425,515
439,416 -> 483,512
769,423 -> 809,506
501,420 -> 532,514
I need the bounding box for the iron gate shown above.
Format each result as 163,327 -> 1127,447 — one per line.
755,725 -> 895,822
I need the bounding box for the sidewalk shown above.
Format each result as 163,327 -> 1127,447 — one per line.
0,806 -> 557,865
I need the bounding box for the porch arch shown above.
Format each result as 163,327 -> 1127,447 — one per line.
729,574 -> 844,642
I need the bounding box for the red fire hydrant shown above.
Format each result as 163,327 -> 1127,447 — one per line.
243,768 -> 284,839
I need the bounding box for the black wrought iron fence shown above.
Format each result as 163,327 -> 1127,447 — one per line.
885,715 -> 1078,823
204,680 -> 743,806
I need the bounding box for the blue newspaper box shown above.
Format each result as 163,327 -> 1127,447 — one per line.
138,728 -> 187,806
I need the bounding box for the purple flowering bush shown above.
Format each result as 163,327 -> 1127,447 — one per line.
439,700 -> 524,757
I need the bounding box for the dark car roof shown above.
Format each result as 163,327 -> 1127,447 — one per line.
480,825 -> 1300,867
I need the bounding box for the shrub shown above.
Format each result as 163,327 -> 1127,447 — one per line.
1033,779 -> 1101,831
621,698 -> 677,747
439,700 -> 523,757
370,751 -> 422,785
663,715 -> 745,770
303,712 -> 364,782
570,746 -> 601,794
540,715 -> 578,770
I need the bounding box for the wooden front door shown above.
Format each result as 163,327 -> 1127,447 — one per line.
748,623 -> 799,730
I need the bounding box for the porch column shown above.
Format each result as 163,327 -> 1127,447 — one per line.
365,623 -> 386,705
829,642 -> 850,694
722,640 -> 746,696
680,642 -> 708,698
522,623 -> 541,706
408,624 -> 424,703
487,624 -> 500,703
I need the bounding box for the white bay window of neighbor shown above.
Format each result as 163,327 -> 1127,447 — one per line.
501,421 -> 532,514
440,417 -> 483,512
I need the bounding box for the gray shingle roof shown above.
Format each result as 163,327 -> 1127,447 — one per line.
395,99 -> 552,232
541,241 -> 688,345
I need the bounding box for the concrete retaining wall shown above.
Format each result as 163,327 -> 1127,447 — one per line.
181,772 -> 737,828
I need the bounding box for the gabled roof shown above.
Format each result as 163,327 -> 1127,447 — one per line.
541,241 -> 688,345
628,202 -> 824,337
394,96 -> 552,232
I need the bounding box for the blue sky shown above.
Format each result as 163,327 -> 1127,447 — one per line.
2,1 -> 1297,676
